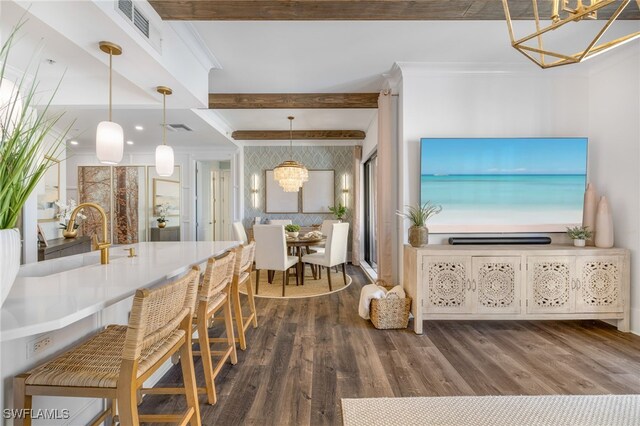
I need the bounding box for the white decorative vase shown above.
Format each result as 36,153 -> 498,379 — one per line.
582,183 -> 598,246
573,239 -> 586,247
287,231 -> 299,238
0,228 -> 21,306
595,196 -> 614,248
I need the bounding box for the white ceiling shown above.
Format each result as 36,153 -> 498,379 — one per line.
195,21 -> 522,93
48,107 -> 235,150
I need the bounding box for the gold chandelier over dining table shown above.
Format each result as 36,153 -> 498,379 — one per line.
502,0 -> 640,69
273,116 -> 308,192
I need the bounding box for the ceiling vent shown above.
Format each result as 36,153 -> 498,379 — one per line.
166,124 -> 193,132
116,0 -> 161,52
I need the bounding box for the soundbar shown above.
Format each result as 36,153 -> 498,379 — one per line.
448,237 -> 552,245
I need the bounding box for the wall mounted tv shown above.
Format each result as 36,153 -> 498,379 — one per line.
420,137 -> 588,233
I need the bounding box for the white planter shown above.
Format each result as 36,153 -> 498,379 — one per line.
287,231 -> 299,238
0,228 -> 21,306
573,239 -> 586,247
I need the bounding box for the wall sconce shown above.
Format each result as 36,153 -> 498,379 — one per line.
342,173 -> 350,207
251,174 -> 260,209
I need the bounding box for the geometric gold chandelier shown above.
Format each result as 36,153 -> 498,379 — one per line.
273,116 -> 309,193
502,0 -> 640,69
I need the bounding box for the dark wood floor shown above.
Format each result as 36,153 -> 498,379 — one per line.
140,265 -> 640,425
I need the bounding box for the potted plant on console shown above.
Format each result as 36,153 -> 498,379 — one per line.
567,225 -> 592,247
397,201 -> 442,248
285,224 -> 300,238
328,203 -> 347,221
0,25 -> 67,306
156,203 -> 169,228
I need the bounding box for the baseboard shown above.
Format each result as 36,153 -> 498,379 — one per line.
631,307 -> 640,336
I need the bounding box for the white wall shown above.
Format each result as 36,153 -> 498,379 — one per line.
395,45 -> 640,333
587,47 -> 640,333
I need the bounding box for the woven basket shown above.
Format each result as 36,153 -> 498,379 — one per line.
370,283 -> 411,329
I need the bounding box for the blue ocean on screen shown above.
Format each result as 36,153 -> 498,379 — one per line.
420,138 -> 588,227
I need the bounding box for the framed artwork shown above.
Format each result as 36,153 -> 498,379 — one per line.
37,157 -> 60,222
302,170 -> 335,213
37,224 -> 48,247
153,178 -> 180,217
265,170 -> 299,213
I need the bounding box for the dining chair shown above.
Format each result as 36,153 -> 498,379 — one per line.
268,219 -> 292,225
14,268 -> 202,426
232,222 -> 249,244
301,223 -> 349,291
253,225 -> 298,297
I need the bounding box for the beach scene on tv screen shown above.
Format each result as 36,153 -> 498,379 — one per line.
420,138 -> 588,231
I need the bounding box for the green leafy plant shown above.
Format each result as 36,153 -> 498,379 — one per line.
397,201 -> 442,228
285,224 -> 300,232
328,203 -> 347,220
1,23 -> 69,229
566,225 -> 592,240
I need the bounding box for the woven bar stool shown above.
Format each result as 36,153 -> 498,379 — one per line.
13,268 -> 201,426
213,243 -> 258,351
192,251 -> 237,405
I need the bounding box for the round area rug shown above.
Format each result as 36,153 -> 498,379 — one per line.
240,268 -> 352,299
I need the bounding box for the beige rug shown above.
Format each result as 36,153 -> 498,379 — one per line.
341,395 -> 640,426
239,268 -> 352,299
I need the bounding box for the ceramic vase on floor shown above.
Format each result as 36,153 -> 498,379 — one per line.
582,183 -> 598,246
595,196 -> 614,248
0,228 -> 21,306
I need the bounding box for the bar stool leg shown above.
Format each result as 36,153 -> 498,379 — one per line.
224,296 -> 238,365
179,331 -> 202,426
232,281 -> 247,350
116,362 -> 140,426
198,318 -> 217,405
13,374 -> 31,426
246,276 -> 258,328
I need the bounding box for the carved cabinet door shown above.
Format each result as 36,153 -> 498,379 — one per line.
527,256 -> 574,314
574,256 -> 623,313
472,256 -> 522,314
423,256 -> 472,314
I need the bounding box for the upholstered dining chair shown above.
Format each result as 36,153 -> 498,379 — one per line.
14,268 -> 202,426
268,219 -> 292,225
192,251 -> 237,406
232,222 -> 249,244
301,223 -> 349,291
253,225 -> 298,297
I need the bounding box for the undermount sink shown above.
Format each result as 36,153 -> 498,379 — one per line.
18,251 -> 127,278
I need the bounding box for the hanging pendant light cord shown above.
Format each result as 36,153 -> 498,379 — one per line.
289,118 -> 293,158
108,51 -> 112,122
162,92 -> 166,145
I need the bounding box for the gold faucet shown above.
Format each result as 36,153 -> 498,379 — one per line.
63,202 -> 111,264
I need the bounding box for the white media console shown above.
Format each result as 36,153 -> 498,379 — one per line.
403,244 -> 630,334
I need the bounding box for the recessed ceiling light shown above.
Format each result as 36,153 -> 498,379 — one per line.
69,140 -> 79,145
135,125 -> 144,131
126,140 -> 134,145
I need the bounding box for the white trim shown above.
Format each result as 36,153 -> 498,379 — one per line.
169,22 -> 223,71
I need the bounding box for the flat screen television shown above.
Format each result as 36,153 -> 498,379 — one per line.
420,137 -> 588,233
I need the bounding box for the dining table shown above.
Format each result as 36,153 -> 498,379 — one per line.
286,234 -> 326,283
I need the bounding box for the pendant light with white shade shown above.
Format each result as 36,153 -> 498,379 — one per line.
155,86 -> 174,177
273,116 -> 308,192
96,41 -> 124,165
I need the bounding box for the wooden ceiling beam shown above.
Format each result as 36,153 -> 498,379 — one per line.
149,1 -> 640,21
232,130 -> 366,140
209,93 -> 379,109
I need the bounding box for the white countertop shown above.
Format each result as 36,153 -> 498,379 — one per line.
0,241 -> 239,341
